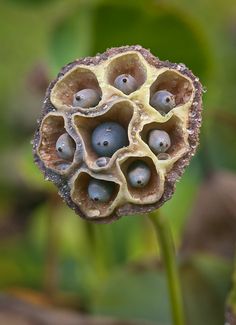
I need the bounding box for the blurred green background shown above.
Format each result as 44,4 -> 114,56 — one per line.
0,0 -> 236,324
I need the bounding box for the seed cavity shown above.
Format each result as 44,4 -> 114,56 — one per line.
127,160 -> 151,188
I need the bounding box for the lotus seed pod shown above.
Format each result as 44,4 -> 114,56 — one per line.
91,122 -> 128,157
150,90 -> 175,114
113,74 -> 138,95
73,89 -> 100,108
127,161 -> 151,188
56,133 -> 75,160
88,179 -> 114,202
148,130 -> 171,154
33,45 -> 203,223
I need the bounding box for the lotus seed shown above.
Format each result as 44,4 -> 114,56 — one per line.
92,122 -> 128,157
88,179 -> 114,202
95,157 -> 110,167
127,160 -> 151,188
73,89 -> 100,108
150,90 -> 175,113
148,130 -> 171,154
113,74 -> 138,95
57,162 -> 71,170
157,153 -> 171,160
56,133 -> 75,160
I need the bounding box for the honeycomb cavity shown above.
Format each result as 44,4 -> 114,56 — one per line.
149,70 -> 193,110
105,52 -> 147,94
140,115 -> 187,161
71,171 -> 120,219
73,99 -> 134,169
119,156 -> 163,204
50,67 -> 102,111
33,45 -> 202,222
38,113 -> 75,172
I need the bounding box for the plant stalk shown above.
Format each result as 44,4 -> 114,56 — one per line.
148,211 -> 185,325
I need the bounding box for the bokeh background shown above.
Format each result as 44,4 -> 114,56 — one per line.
0,0 -> 236,324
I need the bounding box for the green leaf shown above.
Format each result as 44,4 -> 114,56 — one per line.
49,1 -> 211,80
91,269 -> 171,325
6,0 -> 55,7
226,257 -> 236,322
19,140 -> 54,192
91,254 -> 231,325
49,4 -> 94,74
161,165 -> 201,244
182,255 -> 232,325
91,2 -> 210,80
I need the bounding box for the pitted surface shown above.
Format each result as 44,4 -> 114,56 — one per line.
33,45 -> 202,223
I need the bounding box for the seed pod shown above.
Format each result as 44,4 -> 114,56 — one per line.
33,45 -> 203,223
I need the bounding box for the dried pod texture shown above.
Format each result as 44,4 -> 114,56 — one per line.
33,45 -> 203,223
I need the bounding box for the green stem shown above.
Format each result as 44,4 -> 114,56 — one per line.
148,211 -> 185,325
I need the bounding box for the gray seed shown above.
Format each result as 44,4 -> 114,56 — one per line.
148,130 -> 171,154
113,74 -> 138,95
92,122 -> 128,157
157,153 -> 171,160
95,157 -> 110,167
127,160 -> 151,188
56,133 -> 75,160
73,89 -> 101,108
88,179 -> 114,202
57,162 -> 71,170
150,90 -> 175,113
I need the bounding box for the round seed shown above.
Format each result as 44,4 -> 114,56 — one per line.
113,74 -> 138,95
88,179 -> 115,202
127,160 -> 151,188
91,122 -> 128,157
56,133 -> 75,160
150,90 -> 175,113
73,89 -> 100,108
148,130 -> 171,154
